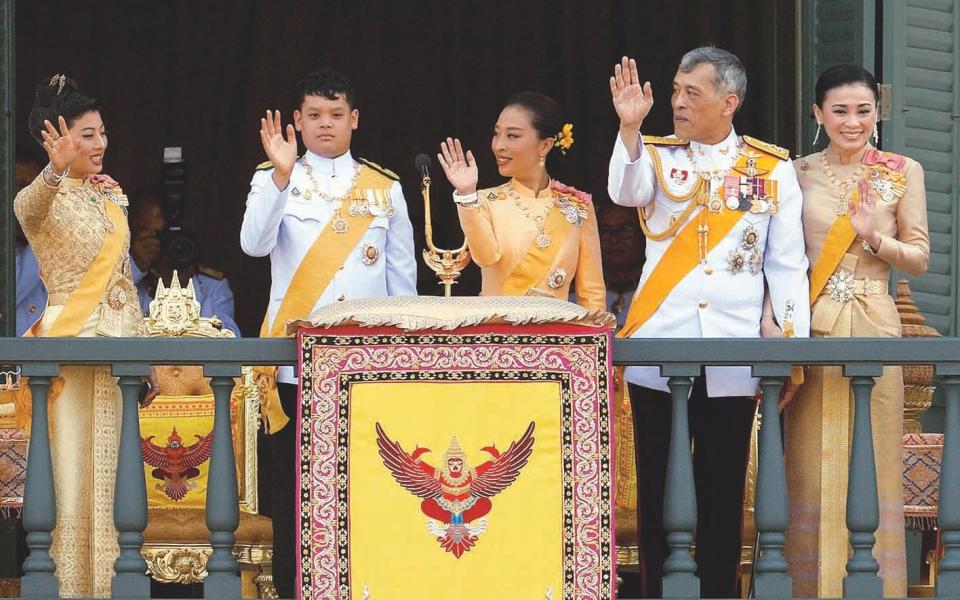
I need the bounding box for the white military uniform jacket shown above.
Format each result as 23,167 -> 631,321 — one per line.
241,149 -> 418,383
608,128 -> 810,397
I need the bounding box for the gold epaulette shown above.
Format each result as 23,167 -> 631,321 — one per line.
357,157 -> 400,181
642,135 -> 689,146
255,160 -> 274,171
742,136 -> 790,161
198,265 -> 224,280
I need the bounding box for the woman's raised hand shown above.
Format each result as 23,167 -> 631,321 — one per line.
40,116 -> 79,175
438,138 -> 478,196
850,178 -> 881,250
260,110 -> 298,188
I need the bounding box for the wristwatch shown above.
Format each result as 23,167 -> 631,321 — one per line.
452,191 -> 479,207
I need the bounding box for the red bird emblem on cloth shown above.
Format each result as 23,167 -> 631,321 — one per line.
376,421 -> 535,558
141,426 -> 213,501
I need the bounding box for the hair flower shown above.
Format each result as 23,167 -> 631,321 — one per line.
554,123 -> 574,154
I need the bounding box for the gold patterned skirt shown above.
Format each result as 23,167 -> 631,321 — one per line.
783,297 -> 906,598
39,307 -> 121,598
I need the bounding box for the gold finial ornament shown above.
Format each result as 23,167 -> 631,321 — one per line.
145,270 -> 231,338
421,173 -> 471,296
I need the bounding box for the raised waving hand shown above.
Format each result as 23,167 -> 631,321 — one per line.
259,109 -> 298,190
437,137 -> 478,197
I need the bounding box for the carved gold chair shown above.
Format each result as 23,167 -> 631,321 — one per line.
140,274 -> 275,598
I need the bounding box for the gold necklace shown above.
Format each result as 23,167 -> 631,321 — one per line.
299,157 -> 361,234
818,150 -> 864,216
507,184 -> 554,248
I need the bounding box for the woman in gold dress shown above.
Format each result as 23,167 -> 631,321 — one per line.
437,92 -> 605,310
15,76 -> 153,597
782,65 -> 929,598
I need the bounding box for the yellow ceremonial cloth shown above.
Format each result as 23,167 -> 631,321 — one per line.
256,166 -> 388,434
139,394 -> 240,510
807,190 -> 860,304
348,381 -> 563,599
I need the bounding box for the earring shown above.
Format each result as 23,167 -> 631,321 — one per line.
538,156 -> 545,168
813,122 -> 822,147
872,125 -> 879,145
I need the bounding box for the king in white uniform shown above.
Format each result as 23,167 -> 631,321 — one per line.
607,49 -> 809,598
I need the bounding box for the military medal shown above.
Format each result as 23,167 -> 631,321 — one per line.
547,267 -> 567,289
361,243 -> 380,265
740,225 -> 759,250
670,168 -> 689,187
291,187 -> 301,197
726,248 -> 747,273
555,197 -> 588,226
331,211 -> 348,234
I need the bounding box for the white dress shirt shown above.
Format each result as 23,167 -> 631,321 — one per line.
241,149 -> 418,382
608,128 -> 809,397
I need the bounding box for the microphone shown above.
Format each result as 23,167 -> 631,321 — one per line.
414,153 -> 432,179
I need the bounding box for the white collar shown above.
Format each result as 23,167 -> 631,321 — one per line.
303,149 -> 354,176
688,127 -> 739,165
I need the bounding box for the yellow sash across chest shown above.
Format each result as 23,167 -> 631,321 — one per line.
499,199 -> 576,296
256,165 -> 392,433
26,199 -> 127,338
618,146 -> 780,338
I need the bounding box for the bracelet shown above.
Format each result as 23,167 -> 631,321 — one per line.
861,237 -> 880,256
42,162 -> 68,185
452,191 -> 479,207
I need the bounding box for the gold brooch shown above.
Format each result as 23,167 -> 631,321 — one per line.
547,267 -> 567,289
825,270 -> 855,303
361,243 -> 380,265
107,286 -> 127,310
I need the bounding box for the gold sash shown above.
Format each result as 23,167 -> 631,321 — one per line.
26,200 -> 127,338
500,205 -> 573,296
808,189 -> 862,303
256,166 -> 390,433
618,149 -> 780,338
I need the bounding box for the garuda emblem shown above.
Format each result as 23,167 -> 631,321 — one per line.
376,421 -> 535,558
141,426 -> 213,501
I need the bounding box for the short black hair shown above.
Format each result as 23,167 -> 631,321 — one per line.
815,64 -> 879,107
503,91 -> 563,141
28,75 -> 101,145
295,68 -> 355,110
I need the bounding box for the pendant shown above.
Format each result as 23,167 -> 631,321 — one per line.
834,199 -> 849,216
536,232 -> 551,249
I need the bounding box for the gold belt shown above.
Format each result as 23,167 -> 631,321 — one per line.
821,271 -> 887,304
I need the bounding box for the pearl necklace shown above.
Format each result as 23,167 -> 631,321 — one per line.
818,150 -> 864,216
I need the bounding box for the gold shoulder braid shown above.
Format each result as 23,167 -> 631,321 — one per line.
638,145 -> 709,241
642,135 -> 689,146
741,135 -> 790,161
356,157 -> 400,181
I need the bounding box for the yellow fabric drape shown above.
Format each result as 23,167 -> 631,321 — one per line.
499,206 -> 573,296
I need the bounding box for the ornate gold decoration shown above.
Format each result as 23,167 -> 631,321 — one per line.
290,296 -> 616,333
145,271 -> 229,338
361,243 -> 380,265
141,546 -> 210,584
420,173 -> 471,296
824,270 -> 855,303
0,365 -> 20,392
897,279 -> 940,434
547,267 -> 567,289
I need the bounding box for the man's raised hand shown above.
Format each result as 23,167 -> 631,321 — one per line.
260,109 -> 298,191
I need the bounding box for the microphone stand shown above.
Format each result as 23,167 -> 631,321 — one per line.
420,172 -> 470,297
